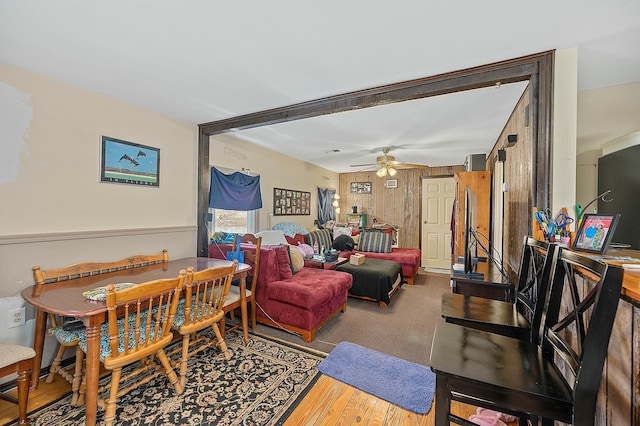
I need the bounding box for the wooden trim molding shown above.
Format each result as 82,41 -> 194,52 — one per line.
0,226 -> 196,245
197,51 -> 555,257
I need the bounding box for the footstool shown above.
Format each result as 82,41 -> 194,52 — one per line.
336,258 -> 404,307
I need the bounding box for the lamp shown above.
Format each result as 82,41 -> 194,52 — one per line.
376,165 -> 396,177
332,193 -> 340,207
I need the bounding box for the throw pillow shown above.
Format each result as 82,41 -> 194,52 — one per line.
296,243 -> 314,257
306,229 -> 332,252
273,245 -> 293,280
358,230 -> 392,253
272,222 -> 309,238
333,226 -> 353,240
288,244 -> 304,273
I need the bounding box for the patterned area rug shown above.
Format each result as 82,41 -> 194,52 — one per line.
20,331 -> 324,425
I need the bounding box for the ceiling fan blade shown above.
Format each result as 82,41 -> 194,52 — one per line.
350,163 -> 378,168
395,163 -> 430,169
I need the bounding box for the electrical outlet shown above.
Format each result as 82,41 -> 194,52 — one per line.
8,307 -> 25,328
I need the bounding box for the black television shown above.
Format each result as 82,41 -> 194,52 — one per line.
598,144 -> 640,249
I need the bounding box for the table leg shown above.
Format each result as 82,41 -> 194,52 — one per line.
239,275 -> 249,343
83,319 -> 101,426
30,309 -> 47,390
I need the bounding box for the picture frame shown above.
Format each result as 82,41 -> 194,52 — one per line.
572,213 -> 621,254
273,187 -> 311,216
385,179 -> 398,189
350,181 -> 372,194
100,136 -> 160,186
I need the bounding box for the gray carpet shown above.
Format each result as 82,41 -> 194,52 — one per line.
253,270 -> 451,365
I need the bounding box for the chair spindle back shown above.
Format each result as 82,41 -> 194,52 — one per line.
105,269 -> 185,361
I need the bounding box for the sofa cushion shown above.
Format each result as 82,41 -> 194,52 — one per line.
306,229 -> 332,251
358,230 -> 392,253
288,244 -> 304,272
285,233 -> 307,245
273,245 -> 293,279
266,269 -> 353,309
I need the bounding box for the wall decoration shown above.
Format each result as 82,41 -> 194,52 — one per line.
100,136 -> 160,186
350,182 -> 372,194
273,187 -> 311,216
385,179 -> 398,189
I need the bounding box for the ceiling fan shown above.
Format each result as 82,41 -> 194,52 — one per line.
350,147 -> 429,177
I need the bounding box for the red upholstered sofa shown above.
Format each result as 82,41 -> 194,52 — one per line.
350,248 -> 421,285
297,229 -> 422,285
209,243 -> 353,343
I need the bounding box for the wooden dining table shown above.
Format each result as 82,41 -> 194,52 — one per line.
21,256 -> 250,426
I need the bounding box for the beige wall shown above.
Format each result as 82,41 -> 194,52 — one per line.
552,48 -> 578,217
210,134 -> 339,231
0,61 -> 338,351
576,82 -> 640,212
0,62 -> 199,349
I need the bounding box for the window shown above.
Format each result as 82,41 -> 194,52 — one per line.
210,208 -> 258,234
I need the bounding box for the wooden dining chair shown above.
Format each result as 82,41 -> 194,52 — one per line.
170,262 -> 237,389
31,249 -> 168,405
0,343 -> 36,426
441,237 -> 558,342
77,269 -> 186,426
430,249 -> 625,426
222,234 -> 262,342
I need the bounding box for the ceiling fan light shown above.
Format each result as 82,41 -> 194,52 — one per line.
376,167 -> 387,177
388,166 -> 397,176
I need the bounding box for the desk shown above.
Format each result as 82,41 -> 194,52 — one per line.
21,257 -> 249,426
450,262 -> 511,301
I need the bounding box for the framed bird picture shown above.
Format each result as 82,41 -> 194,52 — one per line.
100,136 -> 160,186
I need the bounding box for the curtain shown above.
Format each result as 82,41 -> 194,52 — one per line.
317,187 -> 336,225
209,167 -> 262,211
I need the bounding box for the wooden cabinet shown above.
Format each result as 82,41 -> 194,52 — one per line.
453,171 -> 491,277
346,213 -> 367,228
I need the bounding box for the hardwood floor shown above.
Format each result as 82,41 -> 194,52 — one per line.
285,374 -> 433,425
283,375 -> 495,426
0,366 -> 514,426
0,371 -> 71,424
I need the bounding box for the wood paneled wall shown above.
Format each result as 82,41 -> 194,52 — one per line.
337,86 -> 532,271
338,166 -> 464,249
487,86 -> 533,278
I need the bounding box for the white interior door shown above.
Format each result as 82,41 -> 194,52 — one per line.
421,177 -> 456,270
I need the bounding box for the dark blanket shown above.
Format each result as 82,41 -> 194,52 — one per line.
336,258 -> 403,304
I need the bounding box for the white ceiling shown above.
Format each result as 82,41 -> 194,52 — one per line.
1,1 -> 638,172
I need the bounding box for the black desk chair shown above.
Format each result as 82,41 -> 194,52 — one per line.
430,249 -> 625,426
441,237 -> 557,342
